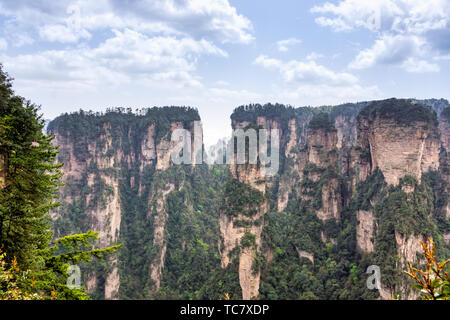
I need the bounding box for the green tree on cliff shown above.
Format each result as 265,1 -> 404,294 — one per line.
0,64 -> 120,299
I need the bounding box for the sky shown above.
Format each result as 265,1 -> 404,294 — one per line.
0,0 -> 450,146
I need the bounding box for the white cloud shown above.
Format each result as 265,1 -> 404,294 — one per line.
254,55 -> 358,86
0,0 -> 246,91
2,29 -> 227,90
0,0 -> 254,44
349,34 -> 426,69
277,38 -> 301,52
306,52 -> 324,61
39,24 -> 91,43
274,83 -> 381,106
402,58 -> 440,73
254,55 -> 381,105
312,0 -> 450,72
0,38 -> 7,51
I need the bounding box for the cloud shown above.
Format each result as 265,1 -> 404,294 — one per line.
306,52 -> 324,61
39,24 -> 91,43
402,58 -> 440,73
276,38 -> 301,52
0,0 -> 254,44
275,83 -> 381,106
349,34 -> 429,68
312,0 -> 450,72
1,29 -> 227,89
254,55 -> 358,86
254,55 -> 381,105
0,38 -> 7,51
0,0 -> 248,91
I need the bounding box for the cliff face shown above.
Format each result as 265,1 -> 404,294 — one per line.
356,116 -> 439,186
227,99 -> 448,300
0,153 -> 5,188
48,108 -> 202,299
50,100 -> 449,300
306,123 -> 340,222
220,116 -> 273,300
439,109 -> 450,221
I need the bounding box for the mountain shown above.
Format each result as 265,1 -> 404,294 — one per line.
47,99 -> 450,300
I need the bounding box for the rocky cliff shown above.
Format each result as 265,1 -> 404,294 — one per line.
48,107 -> 204,299
50,99 -> 449,300
0,152 -> 5,188
226,99 -> 448,300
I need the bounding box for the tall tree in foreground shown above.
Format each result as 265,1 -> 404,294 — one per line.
0,64 -> 120,299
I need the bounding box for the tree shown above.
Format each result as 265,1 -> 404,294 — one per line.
0,64 -> 121,299
404,238 -> 449,300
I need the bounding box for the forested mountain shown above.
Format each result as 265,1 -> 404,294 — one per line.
47,98 -> 450,300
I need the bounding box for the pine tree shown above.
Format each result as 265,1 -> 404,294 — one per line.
0,64 -> 121,300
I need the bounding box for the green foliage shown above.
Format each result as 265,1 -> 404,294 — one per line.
47,106 -> 200,162
221,178 -> 264,217
442,107 -> 450,121
0,252 -> 43,300
0,64 -> 120,300
404,238 -> 450,300
359,98 -> 435,126
308,112 -> 335,131
240,232 -> 256,248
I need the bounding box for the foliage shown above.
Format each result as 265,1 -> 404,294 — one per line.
404,238 -> 449,300
0,64 -> 121,300
442,107 -> 450,121
240,232 -> 256,248
308,112 -> 335,131
221,178 -> 264,217
0,251 -> 43,300
358,98 -> 435,126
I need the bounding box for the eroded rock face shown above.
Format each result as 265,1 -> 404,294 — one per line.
149,183 -> 175,290
395,232 -> 425,267
51,118 -> 198,298
220,118 -> 275,300
220,161 -> 269,300
278,118 -> 309,212
356,107 -> 440,186
306,124 -> 341,222
377,233 -> 426,300
316,178 -> 340,221
0,153 -> 6,188
356,210 -> 375,253
156,122 -> 183,171
295,247 -> 314,264
439,114 -> 450,219
439,113 -> 450,152
378,233 -> 426,300
307,127 -> 338,168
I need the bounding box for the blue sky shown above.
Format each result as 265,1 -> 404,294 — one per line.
0,0 -> 449,146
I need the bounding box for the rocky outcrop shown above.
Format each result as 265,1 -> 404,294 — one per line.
295,247 -> 314,264
306,121 -> 341,221
440,112 -> 450,152
0,153 -> 6,188
356,101 -> 440,186
277,118 -> 309,212
220,161 -> 269,300
49,111 -> 200,299
439,111 -> 450,219
307,126 -> 338,168
220,117 -> 275,300
379,233 -> 426,300
356,210 -> 375,253
149,182 -> 175,290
